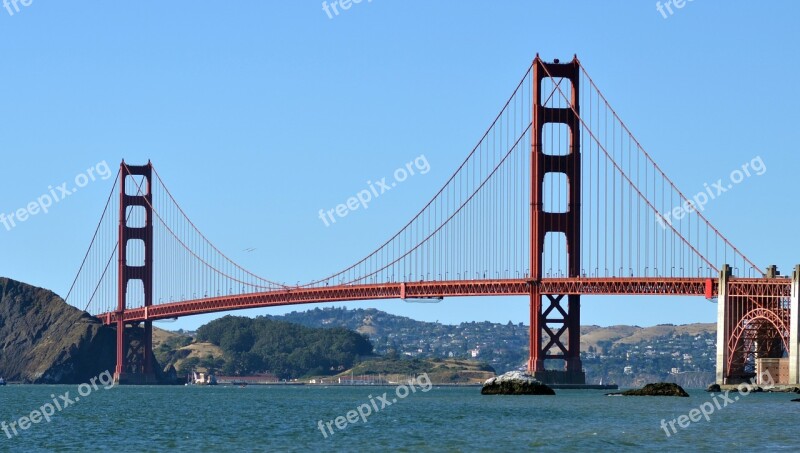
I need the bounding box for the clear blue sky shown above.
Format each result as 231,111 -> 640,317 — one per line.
1,1 -> 798,330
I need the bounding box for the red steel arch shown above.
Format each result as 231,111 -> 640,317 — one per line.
726,307 -> 790,379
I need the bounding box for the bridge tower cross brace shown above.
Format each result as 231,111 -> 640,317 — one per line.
115,161 -> 157,385
528,56 -> 585,384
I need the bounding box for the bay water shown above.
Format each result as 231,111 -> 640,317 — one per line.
1,384 -> 798,451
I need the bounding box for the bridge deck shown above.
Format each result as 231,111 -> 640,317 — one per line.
94,277 -> 785,324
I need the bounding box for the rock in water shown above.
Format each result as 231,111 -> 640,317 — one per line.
706,383 -> 721,392
621,382 -> 689,397
481,371 -> 555,395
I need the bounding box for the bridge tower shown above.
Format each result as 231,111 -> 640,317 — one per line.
115,161 -> 157,385
528,56 -> 585,384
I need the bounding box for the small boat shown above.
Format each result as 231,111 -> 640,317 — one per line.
0,377 -> 6,386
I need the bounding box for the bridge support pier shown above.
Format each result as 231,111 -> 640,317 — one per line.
529,293 -> 585,384
717,264 -> 794,385
528,286 -> 543,373
715,265 -> 731,385
790,265 -> 800,384
115,161 -> 157,385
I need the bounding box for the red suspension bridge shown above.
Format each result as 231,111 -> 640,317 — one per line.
65,55 -> 799,386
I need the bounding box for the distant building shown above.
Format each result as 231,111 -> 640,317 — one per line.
191,372 -> 217,385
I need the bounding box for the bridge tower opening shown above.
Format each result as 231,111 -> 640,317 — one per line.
528,56 -> 585,384
115,161 -> 157,385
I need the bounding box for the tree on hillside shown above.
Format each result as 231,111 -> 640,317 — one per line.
196,315 -> 373,379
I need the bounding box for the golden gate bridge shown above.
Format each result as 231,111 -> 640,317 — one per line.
63,55 -> 798,387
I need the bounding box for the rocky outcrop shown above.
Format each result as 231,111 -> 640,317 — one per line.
706,383 -> 721,392
0,277 -> 166,384
481,371 -> 555,395
615,382 -> 689,397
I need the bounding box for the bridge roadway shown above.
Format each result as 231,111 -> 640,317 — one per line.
95,277 -> 789,324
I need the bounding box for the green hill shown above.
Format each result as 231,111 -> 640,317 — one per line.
193,315 -> 374,379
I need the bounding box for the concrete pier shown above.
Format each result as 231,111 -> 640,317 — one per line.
790,265 -> 799,384
715,265 -> 731,385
